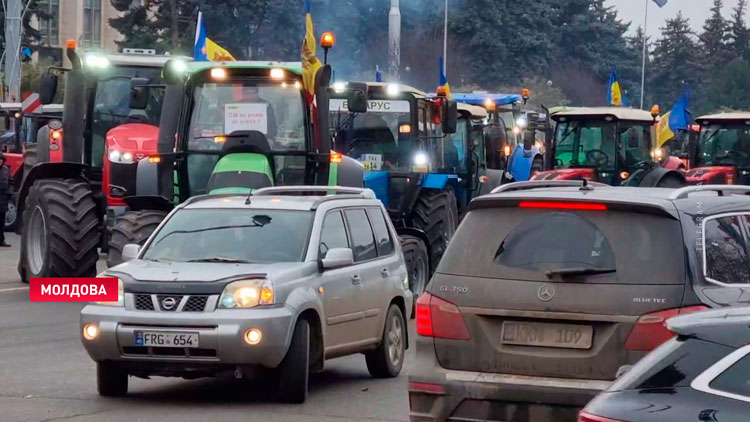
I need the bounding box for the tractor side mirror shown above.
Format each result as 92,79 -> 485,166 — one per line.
129,78 -> 151,110
347,82 -> 368,113
39,72 -> 58,105
442,100 -> 458,134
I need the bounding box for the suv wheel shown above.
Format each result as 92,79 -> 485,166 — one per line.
97,361 -> 128,397
365,304 -> 406,378
276,319 -> 309,403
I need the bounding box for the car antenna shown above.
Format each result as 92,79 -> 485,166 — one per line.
580,179 -> 594,192
245,191 -> 252,205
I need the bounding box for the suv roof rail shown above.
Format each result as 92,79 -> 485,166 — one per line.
252,186 -> 377,200
668,185 -> 750,200
490,180 -> 609,194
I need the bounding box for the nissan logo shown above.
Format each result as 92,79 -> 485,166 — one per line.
161,297 -> 177,310
537,285 -> 556,302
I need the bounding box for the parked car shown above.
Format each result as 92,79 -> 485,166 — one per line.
582,307 -> 750,422
80,186 -> 412,403
408,181 -> 750,421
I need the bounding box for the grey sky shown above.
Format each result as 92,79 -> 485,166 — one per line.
605,0 -> 737,36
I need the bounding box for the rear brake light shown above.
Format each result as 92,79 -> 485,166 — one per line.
518,201 -> 607,211
408,382 -> 446,394
579,411 -> 629,422
415,292 -> 470,340
625,305 -> 708,351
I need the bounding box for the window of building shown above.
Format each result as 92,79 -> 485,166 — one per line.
38,0 -> 60,46
83,0 -> 102,48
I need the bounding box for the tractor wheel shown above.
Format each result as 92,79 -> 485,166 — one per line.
401,235 -> 428,316
413,189 -> 456,274
21,179 -> 100,281
531,156 -> 544,178
107,210 -> 167,267
656,174 -> 686,188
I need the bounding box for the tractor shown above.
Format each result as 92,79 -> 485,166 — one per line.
686,112 -> 750,185
105,59 -> 364,266
330,82 -> 500,300
531,107 -> 686,187
15,41 -> 180,281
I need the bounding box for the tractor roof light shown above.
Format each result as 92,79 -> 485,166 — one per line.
320,32 -> 335,49
65,39 -> 77,50
651,105 -> 660,118
330,151 -> 343,164
516,117 -> 528,129
210,67 -> 227,80
436,86 -> 448,97
386,83 -> 400,97
170,59 -> 187,74
484,99 -> 496,112
270,68 -> 285,80
332,82 -> 347,93
85,53 -> 110,69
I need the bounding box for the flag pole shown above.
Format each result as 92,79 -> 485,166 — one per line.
640,0 -> 648,110
443,0 -> 448,79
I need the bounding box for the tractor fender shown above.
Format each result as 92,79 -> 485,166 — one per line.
396,227 -> 432,267
422,173 -> 460,192
639,167 -> 686,187
15,162 -> 93,234
123,195 -> 175,213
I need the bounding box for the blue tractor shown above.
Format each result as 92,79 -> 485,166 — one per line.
329,82 -> 492,300
452,92 -> 547,183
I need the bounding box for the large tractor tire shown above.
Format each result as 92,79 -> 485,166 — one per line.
107,210 -> 168,267
20,179 -> 100,282
412,189 -> 458,274
401,235 -> 429,314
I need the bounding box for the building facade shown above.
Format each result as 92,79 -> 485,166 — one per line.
34,0 -> 123,64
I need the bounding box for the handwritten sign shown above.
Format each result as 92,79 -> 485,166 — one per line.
225,103 -> 268,134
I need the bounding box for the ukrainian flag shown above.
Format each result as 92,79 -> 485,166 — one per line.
607,69 -> 623,107
656,86 -> 690,147
438,56 -> 451,99
194,12 -> 235,62
301,0 -> 322,102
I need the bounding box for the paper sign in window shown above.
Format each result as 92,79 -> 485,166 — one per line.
225,103 -> 268,135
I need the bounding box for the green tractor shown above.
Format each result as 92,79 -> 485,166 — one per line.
107,60 -> 364,266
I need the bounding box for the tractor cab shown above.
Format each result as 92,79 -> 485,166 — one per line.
533,107 -> 685,187
688,112 -> 750,185
0,103 -> 22,152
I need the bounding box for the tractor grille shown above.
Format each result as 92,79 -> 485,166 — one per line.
133,294 -> 210,312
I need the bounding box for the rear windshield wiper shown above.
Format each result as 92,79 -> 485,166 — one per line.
546,267 -> 616,279
187,257 -> 254,264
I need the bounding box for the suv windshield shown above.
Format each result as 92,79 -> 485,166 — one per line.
91,66 -> 164,167
142,209 -> 312,263
697,124 -> 750,167
330,98 -> 412,171
188,81 -> 306,152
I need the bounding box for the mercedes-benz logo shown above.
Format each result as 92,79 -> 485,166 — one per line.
161,297 -> 177,310
537,285 -> 556,302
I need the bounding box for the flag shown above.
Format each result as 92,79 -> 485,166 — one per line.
438,56 -> 451,99
652,0 -> 668,7
656,86 -> 690,147
607,69 -> 623,107
194,12 -> 235,62
375,65 -> 382,82
301,0 -> 322,103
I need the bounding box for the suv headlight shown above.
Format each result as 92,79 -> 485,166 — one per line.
95,277 -> 124,307
219,279 -> 274,309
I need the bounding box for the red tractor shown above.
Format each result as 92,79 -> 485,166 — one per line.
15,40 -> 181,281
687,112 -> 750,185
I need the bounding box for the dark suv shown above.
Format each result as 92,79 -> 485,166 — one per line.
408,181 -> 750,422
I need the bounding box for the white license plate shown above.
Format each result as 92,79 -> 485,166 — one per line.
501,321 -> 593,349
134,331 -> 199,348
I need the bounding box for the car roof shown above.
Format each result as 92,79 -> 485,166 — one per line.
180,187 -> 380,212
696,112 -> 750,123
668,307 -> 750,348
552,107 -> 656,122
471,184 -> 750,219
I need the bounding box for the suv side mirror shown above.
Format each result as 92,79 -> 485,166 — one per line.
121,244 -> 141,262
615,365 -> 632,379
442,100 -> 458,134
347,82 -> 368,113
321,248 -> 354,269
39,72 -> 58,105
129,78 -> 151,110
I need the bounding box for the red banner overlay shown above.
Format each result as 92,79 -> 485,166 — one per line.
30,278 -> 119,302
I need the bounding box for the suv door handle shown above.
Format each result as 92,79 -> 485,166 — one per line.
351,274 -> 361,285
381,268 -> 390,278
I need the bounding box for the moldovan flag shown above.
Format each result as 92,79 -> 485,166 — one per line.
194,11 -> 235,62
301,0 -> 322,103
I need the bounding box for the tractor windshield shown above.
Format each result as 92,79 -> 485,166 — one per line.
91,66 -> 164,167
697,124 -> 750,167
187,81 -> 306,152
330,98 -> 412,171
554,120 -> 652,172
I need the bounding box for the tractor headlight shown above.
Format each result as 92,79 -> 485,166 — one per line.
219,280 -> 274,309
108,149 -> 134,164
413,152 -> 428,166
95,278 -> 124,307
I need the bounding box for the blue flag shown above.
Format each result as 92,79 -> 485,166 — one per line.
669,86 -> 690,132
652,0 -> 668,7
375,65 -> 382,82
193,11 -> 208,61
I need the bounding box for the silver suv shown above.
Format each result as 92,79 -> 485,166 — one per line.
80,186 -> 412,403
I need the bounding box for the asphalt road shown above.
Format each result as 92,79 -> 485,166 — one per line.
0,233 -> 413,422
